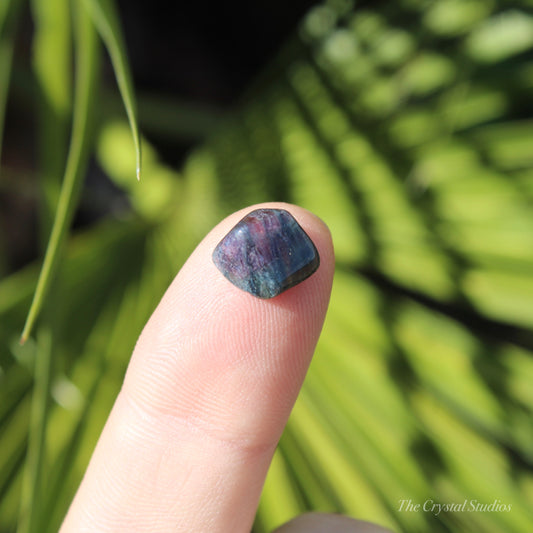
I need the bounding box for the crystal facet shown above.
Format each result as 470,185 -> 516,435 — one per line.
212,208 -> 320,298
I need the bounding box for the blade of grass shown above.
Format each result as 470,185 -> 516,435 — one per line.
0,367 -> 32,433
21,0 -> 99,340
0,440 -> 27,527
0,0 -> 23,169
31,0 -> 72,238
82,0 -> 142,180
16,327 -> 51,533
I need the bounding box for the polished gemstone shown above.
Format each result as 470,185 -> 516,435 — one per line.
212,208 -> 320,298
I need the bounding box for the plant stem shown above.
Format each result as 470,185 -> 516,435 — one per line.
17,327 -> 53,533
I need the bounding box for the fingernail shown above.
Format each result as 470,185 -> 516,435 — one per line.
212,208 -> 320,299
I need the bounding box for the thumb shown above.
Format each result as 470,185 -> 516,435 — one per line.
274,513 -> 396,532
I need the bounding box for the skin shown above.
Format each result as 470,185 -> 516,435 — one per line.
60,202 -> 393,533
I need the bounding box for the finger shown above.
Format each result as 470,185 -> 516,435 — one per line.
61,202 -> 334,533
274,513 -> 396,533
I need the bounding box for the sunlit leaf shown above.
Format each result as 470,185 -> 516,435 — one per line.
82,0 -> 142,180
21,0 -> 99,342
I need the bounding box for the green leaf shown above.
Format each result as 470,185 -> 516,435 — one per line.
0,0 -> 23,169
30,0 -> 73,236
16,327 -> 52,533
82,0 -> 142,180
21,0 -> 100,343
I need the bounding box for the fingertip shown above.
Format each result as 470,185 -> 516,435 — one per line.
127,201 -> 334,446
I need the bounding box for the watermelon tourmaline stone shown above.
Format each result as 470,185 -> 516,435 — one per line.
212,208 -> 320,298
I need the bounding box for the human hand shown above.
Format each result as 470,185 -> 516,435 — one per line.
60,203 -> 392,532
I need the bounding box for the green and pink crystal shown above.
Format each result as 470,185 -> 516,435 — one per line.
212,208 -> 320,298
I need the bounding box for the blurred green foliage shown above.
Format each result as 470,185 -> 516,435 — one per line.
1,0 -> 533,532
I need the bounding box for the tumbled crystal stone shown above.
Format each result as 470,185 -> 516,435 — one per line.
212,208 -> 320,299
